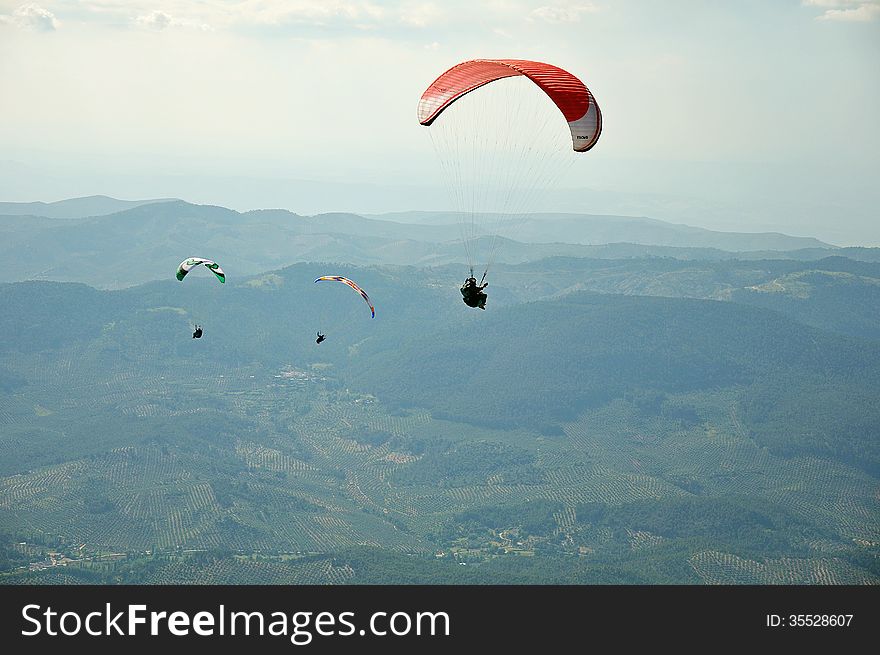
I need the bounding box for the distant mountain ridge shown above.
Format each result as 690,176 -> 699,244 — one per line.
0,198 -> 871,290
0,195 -> 176,219
1,195 -> 834,249
374,211 -> 835,251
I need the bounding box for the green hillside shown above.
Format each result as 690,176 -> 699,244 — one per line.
1,266 -> 877,584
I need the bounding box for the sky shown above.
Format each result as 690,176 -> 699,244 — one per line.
1,0 -> 878,245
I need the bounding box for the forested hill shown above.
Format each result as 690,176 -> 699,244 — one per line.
3,266 -> 879,478
1,262 -> 878,584
350,291 -> 880,473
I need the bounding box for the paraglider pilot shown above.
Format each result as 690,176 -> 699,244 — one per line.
316,332 -> 326,344
192,325 -> 203,339
461,275 -> 488,310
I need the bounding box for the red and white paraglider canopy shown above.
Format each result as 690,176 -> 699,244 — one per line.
418,59 -> 602,152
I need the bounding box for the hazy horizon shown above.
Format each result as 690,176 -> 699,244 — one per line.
2,0 -> 878,246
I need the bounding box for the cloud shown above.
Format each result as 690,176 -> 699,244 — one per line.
530,3 -> 598,24
1,2 -> 564,36
122,1 -> 446,32
135,9 -> 172,30
398,2 -> 442,28
818,4 -> 880,20
131,8 -> 212,31
4,3 -> 59,31
803,0 -> 863,6
803,0 -> 880,21
234,1 -> 448,30
227,1 -> 387,27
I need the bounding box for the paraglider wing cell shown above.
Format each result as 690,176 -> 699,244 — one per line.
314,276 -> 375,318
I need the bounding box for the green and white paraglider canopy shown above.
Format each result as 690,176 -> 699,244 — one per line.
176,257 -> 225,283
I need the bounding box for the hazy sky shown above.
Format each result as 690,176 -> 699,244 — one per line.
1,1 -> 878,244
